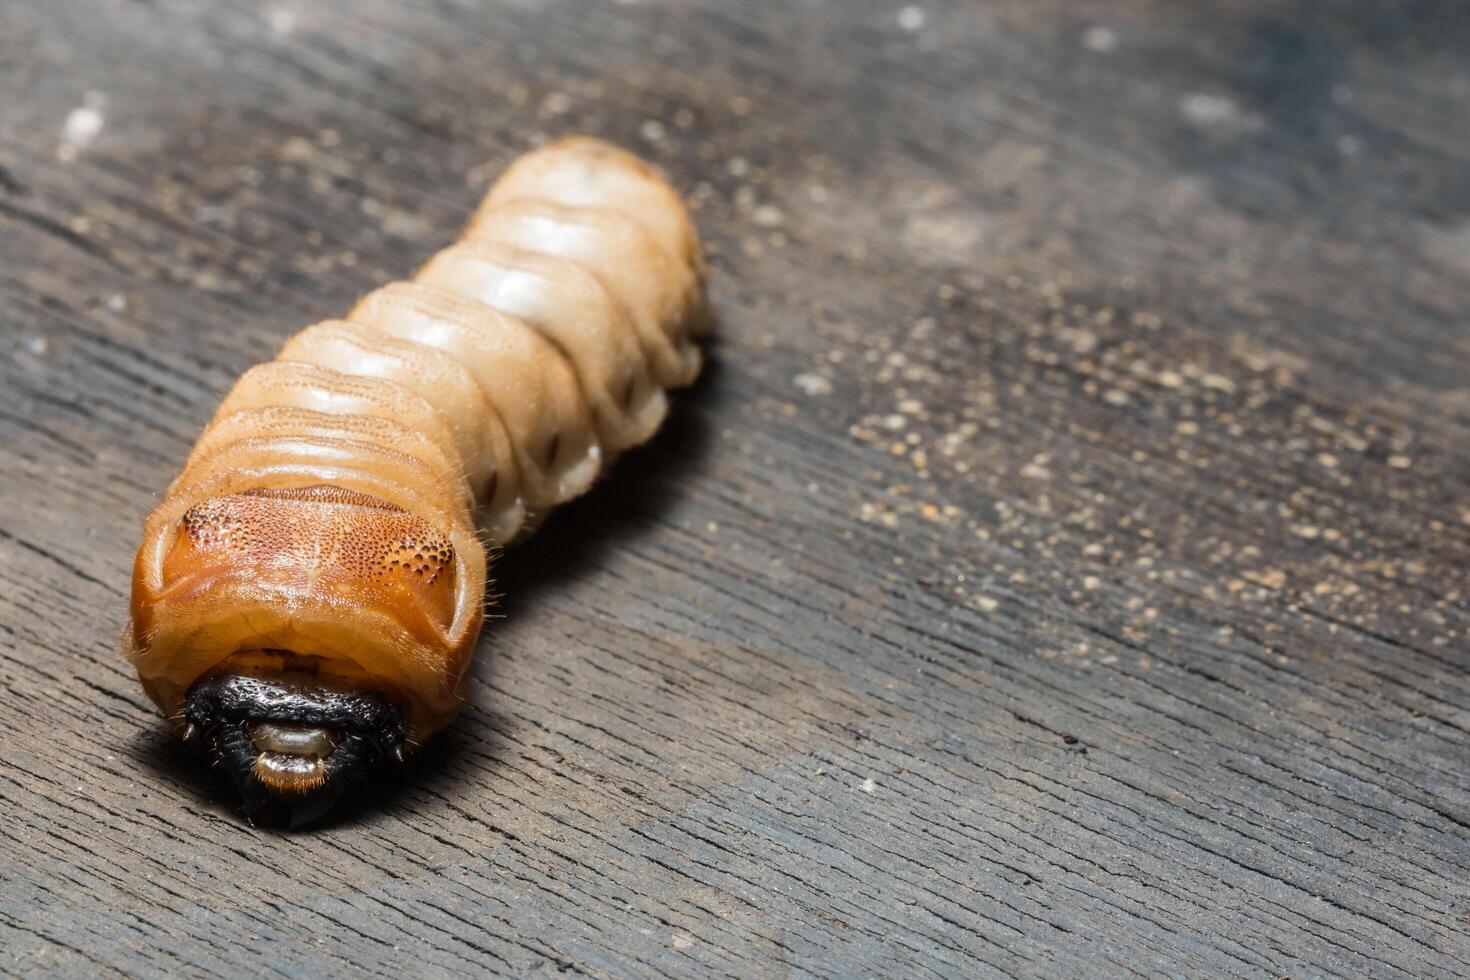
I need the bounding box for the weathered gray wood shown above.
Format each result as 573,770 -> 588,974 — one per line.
2,0 -> 1468,976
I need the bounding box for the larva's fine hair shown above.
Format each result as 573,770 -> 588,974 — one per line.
126,137 -> 709,747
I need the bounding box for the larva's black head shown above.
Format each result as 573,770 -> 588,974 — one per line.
184,671 -> 408,828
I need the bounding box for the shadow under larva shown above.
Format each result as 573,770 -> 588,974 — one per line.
123,137 -> 712,827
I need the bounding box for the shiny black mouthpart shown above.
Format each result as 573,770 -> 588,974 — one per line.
184,672 -> 407,828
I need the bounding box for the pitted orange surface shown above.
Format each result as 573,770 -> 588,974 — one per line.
165,486 -> 457,630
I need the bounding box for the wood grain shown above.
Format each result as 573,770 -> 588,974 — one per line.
1,0 -> 1467,975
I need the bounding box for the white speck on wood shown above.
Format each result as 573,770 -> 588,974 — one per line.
795,372 -> 833,396
752,204 -> 785,227
267,7 -> 296,35
1179,92 -> 1240,128
1083,26 -> 1118,52
62,98 -> 104,148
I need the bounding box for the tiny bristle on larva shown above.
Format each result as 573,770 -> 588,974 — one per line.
250,752 -> 329,795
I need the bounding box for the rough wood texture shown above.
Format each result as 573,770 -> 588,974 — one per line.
2,1 -> 1468,976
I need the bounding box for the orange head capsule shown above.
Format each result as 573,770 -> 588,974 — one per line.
128,484 -> 483,825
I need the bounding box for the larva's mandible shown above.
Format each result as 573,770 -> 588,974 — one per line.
125,138 -> 709,824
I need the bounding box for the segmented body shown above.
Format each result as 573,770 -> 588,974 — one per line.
127,138 -> 708,740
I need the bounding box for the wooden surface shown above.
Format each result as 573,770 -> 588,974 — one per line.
2,1 -> 1468,976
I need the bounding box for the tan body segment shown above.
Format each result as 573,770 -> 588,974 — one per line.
464,199 -> 703,387
348,281 -> 600,509
416,240 -> 668,453
126,138 -> 706,739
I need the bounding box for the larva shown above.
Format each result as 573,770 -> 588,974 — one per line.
125,138 -> 709,824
